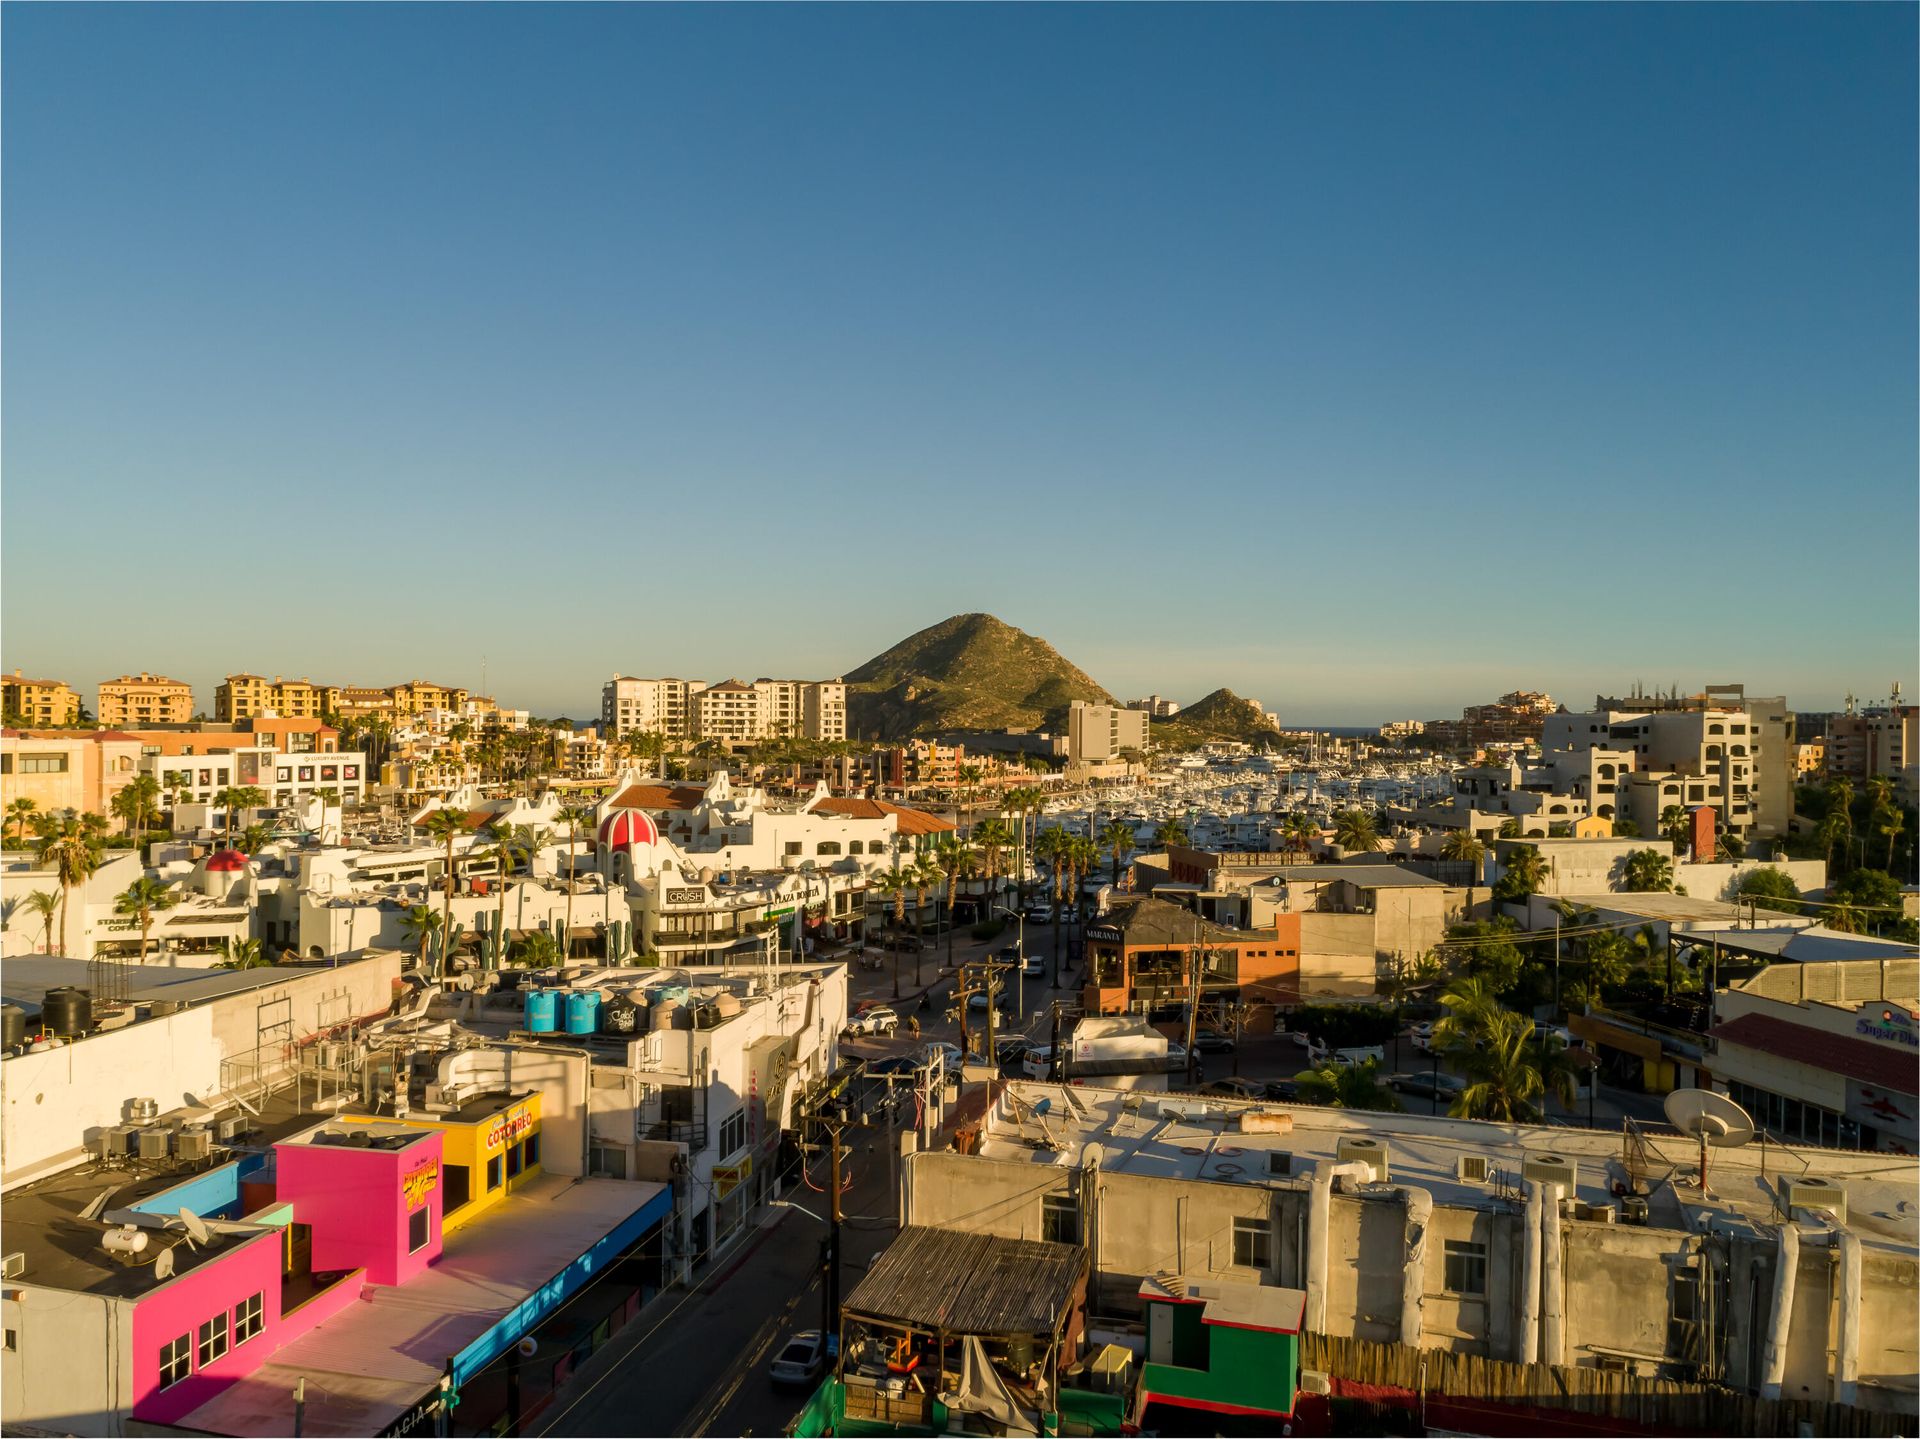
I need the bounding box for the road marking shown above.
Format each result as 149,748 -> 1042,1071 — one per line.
686,1278 -> 816,1436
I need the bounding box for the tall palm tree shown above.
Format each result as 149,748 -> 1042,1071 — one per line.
23,889 -> 60,952
1876,805 -> 1906,871
113,876 -> 178,965
1440,831 -> 1487,908
236,823 -> 272,856
1660,804 -> 1691,851
213,785 -> 269,849
403,905 -> 444,972
6,797 -> 40,849
34,811 -> 105,956
1004,786 -> 1045,904
956,764 -> 984,837
1497,843 -> 1549,902
109,775 -> 162,855
1294,1059 -> 1401,1112
1447,1007 -> 1578,1124
419,805 -> 471,978
1280,814 -> 1319,862
930,833 -> 969,968
1151,819 -> 1189,853
910,857 -> 941,988
872,870 -> 909,998
1332,809 -> 1382,854
974,819 -> 1015,921
561,803 -> 595,958
1430,974 -> 1504,1054
1033,825 -> 1070,981
1066,833 -> 1101,957
1622,848 -> 1674,893
1099,820 -> 1136,884
311,787 -> 341,842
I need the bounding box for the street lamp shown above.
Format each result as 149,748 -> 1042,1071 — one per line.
995,905 -> 1028,1017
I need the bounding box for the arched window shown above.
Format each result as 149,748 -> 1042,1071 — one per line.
1707,724 -> 1724,735
816,841 -> 841,856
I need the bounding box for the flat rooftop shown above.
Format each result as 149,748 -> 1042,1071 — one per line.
2,1163 -> 275,1298
177,1173 -> 668,1437
984,1082 -> 1920,1254
1559,892 -> 1762,925
0,956 -> 315,1017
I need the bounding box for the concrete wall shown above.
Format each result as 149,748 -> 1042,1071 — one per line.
1673,858 -> 1828,902
1,1285 -> 135,1436
1298,914 -> 1378,993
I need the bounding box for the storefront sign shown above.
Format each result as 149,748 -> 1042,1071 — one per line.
402,1159 -> 439,1208
712,1159 -> 751,1199
377,1393 -> 442,1437
1855,1005 -> 1918,1048
665,887 -> 705,905
483,1108 -> 535,1151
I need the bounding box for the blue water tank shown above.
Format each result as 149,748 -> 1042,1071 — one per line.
525,989 -> 559,1034
565,990 -> 601,1035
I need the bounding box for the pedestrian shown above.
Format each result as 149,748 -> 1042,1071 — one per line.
908,1015 -> 921,1040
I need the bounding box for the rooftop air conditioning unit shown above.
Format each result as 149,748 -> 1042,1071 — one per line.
215,1116 -> 248,1142
1,1252 -> 25,1280
1783,1176 -> 1848,1223
86,1132 -> 114,1162
1574,1200 -> 1617,1224
1522,1153 -> 1579,1194
1456,1154 -> 1492,1185
174,1128 -> 213,1161
1335,1135 -> 1390,1183
137,1128 -> 172,1161
1620,1195 -> 1651,1225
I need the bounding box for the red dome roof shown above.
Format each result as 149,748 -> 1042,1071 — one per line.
597,810 -> 660,849
206,849 -> 249,872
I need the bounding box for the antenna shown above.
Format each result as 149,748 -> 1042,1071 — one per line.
176,1208 -> 212,1247
1663,1089 -> 1754,1195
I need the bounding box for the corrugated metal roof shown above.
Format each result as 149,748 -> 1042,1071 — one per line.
845,1226 -> 1084,1336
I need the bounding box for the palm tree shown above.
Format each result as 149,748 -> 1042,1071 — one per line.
1099,820 -> 1136,884
511,929 -> 562,968
872,870 -> 909,998
219,937 -> 269,970
974,819 -> 1015,919
1440,831 -> 1487,908
419,805 -> 471,978
1332,809 -> 1381,854
22,889 -> 60,952
34,811 -> 105,956
1876,806 -> 1906,870
1660,804 -> 1691,851
402,905 -> 444,972
1294,1059 -> 1401,1112
930,834 -> 970,968
956,764 -> 984,837
1826,901 -> 1865,935
561,803 -> 595,958
1004,785 -> 1046,904
109,774 -> 162,855
1430,974 -> 1504,1054
1033,824 -> 1070,981
1817,810 -> 1850,870
113,876 -> 178,965
1622,848 -> 1674,893
237,823 -> 272,856
6,797 -> 40,849
212,785 -> 268,848
910,857 -> 941,988
479,824 -> 522,970
1066,833 -> 1101,954
1280,814 -> 1319,862
311,787 -> 341,842
1447,1007 -> 1578,1123
1151,819 -> 1189,853
1494,843 -> 1549,905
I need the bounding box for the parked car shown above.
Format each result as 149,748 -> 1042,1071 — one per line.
1330,1046 -> 1386,1069
967,990 -> 1014,1013
1022,954 -> 1046,977
867,1054 -> 921,1076
1021,1045 -> 1056,1079
1024,907 -> 1054,925
1388,1071 -> 1465,1101
1202,1076 -> 1267,1100
1283,1031 -> 1329,1064
1193,1029 -> 1235,1054
1408,1021 -> 1436,1053
924,1041 -> 965,1072
995,1037 -> 1033,1065
844,1006 -> 899,1038
768,1330 -> 828,1387
1263,1079 -> 1300,1102
1532,1022 -> 1573,1049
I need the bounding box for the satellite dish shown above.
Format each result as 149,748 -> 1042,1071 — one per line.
153,1247 -> 176,1280
176,1208 -> 213,1247
1664,1089 -> 1754,1193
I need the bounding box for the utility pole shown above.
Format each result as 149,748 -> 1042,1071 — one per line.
1185,913 -> 1203,1086
825,1122 -> 844,1346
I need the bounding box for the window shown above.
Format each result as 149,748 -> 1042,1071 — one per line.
15,754 -> 69,774
408,1206 -> 430,1253
816,841 -> 841,856
1231,1218 -> 1270,1271
4,1329 -> 15,1352
233,1293 -> 264,1345
1444,1240 -> 1488,1295
847,841 -> 863,855
159,1334 -> 192,1388
1042,1194 -> 1080,1245
524,1132 -> 540,1169
784,842 -> 803,857
507,1141 -> 525,1179
487,1154 -> 504,1191
589,1144 -> 628,1179
198,1311 -> 229,1366
718,1109 -> 747,1158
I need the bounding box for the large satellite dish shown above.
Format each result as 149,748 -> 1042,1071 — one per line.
1664,1088 -> 1754,1194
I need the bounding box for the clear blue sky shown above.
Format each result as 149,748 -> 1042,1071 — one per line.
5,4 -> 1914,724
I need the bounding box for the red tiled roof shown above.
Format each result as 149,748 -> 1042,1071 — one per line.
1711,1013 -> 1917,1096
4,728 -> 143,742
813,797 -> 954,836
608,783 -> 707,812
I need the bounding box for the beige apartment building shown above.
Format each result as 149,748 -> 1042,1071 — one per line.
215,674 -> 335,721
95,673 -> 194,727
1067,699 -> 1149,763
1828,703 -> 1917,804
1,672 -> 81,727
0,730 -> 144,822
601,675 -> 846,745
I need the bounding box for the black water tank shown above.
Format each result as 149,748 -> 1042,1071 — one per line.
600,997 -> 641,1035
1,1004 -> 26,1049
41,987 -> 92,1038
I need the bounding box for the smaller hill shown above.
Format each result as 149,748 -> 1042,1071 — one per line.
846,613 -> 1114,739
1151,688 -> 1285,749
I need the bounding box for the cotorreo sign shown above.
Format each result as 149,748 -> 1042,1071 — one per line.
483,1108 -> 536,1152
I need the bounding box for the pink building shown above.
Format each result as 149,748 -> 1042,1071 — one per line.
273,1124 -> 445,1287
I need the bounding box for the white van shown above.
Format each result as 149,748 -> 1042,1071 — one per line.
1330,1045 -> 1386,1069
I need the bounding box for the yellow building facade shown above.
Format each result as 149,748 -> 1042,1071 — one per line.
97,673 -> 194,727
337,1091 -> 542,1231
2,671 -> 81,727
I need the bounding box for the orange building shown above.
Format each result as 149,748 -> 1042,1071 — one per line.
116,717 -> 340,757
97,673 -> 194,727
1082,896 -> 1301,1018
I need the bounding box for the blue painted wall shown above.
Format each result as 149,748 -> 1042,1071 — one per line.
128,1151 -> 270,1220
